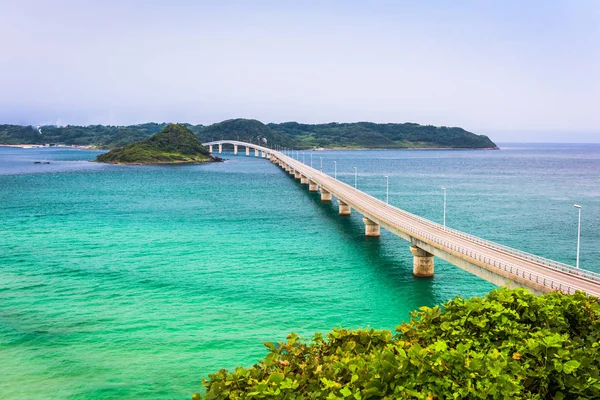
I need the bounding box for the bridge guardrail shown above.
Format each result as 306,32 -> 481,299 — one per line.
344,189 -> 581,296
330,180 -> 581,296
275,153 -> 589,296
280,153 -> 600,284
373,191 -> 600,284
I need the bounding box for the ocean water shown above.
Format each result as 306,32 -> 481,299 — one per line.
1,143 -> 599,399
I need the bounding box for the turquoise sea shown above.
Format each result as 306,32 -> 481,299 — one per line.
1,143 -> 599,398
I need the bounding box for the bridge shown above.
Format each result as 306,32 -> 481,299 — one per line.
204,140 -> 600,297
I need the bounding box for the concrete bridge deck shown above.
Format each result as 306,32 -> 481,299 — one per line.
204,140 -> 600,297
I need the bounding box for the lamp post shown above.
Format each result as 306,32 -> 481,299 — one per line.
441,186 -> 447,228
310,153 -> 313,168
302,152 -> 305,164
574,204 -> 582,268
320,157 -> 323,172
385,175 -> 389,204
354,167 -> 357,189
334,161 -> 337,179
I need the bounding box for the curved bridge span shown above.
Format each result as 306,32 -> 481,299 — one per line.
204,140 -> 600,297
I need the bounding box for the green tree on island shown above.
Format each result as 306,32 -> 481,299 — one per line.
96,123 -> 215,164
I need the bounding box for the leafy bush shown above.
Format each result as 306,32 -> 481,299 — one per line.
196,288 -> 600,399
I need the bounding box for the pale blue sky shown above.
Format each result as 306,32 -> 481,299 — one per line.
1,0 -> 599,142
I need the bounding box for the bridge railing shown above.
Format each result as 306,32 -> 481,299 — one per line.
276,153 -> 595,295
365,190 -> 600,284
413,223 -> 580,295
279,153 -> 600,284
434,225 -> 600,282
347,190 -> 582,296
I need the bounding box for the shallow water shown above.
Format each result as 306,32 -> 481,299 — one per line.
1,144 -> 599,398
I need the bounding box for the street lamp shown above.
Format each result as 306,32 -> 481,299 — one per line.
310,153 -> 313,168
354,167 -> 357,188
302,152 -> 305,164
334,161 -> 337,179
574,204 -> 582,268
320,157 -> 323,172
385,175 -> 389,204
441,187 -> 447,228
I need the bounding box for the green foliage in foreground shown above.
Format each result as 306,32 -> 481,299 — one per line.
196,288 -> 600,399
97,123 -> 213,164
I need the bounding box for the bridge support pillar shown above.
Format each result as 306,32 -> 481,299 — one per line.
234,144 -> 238,155
300,175 -> 309,184
209,144 -> 213,153
321,188 -> 332,201
309,181 -> 318,192
255,149 -> 259,157
219,144 -> 223,154
410,246 -> 434,277
294,171 -> 302,179
262,151 -> 266,158
338,200 -> 351,216
246,147 -> 250,156
363,218 -> 380,237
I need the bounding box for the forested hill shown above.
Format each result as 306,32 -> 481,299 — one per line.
96,123 -> 214,164
0,119 -> 497,149
268,121 -> 497,149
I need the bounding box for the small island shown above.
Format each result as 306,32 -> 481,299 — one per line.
96,123 -> 216,164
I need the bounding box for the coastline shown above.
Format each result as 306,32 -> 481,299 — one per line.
309,146 -> 500,151
94,159 -> 219,165
2,143 -> 499,152
0,144 -> 99,150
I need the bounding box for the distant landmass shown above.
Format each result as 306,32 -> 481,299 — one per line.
0,119 -> 497,150
96,123 -> 215,164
